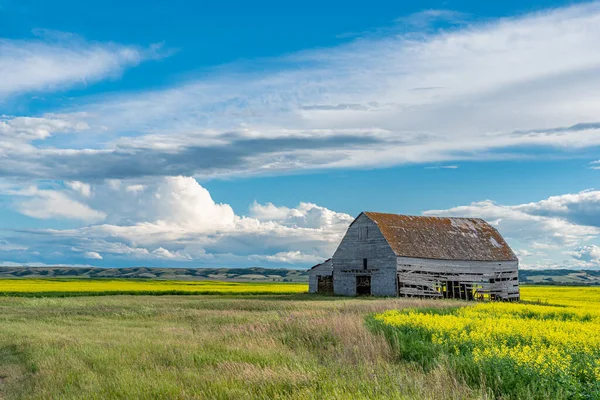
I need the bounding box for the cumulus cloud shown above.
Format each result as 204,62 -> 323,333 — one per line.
568,245 -> 600,267
5,177 -> 600,269
6,177 -> 352,266
13,186 -> 106,222
3,3 -> 600,179
249,201 -> 291,221
513,190 -> 600,228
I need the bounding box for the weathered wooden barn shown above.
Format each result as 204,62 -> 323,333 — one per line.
309,212 -> 519,300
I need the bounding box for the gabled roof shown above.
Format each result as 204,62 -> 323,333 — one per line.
361,212 -> 517,262
309,258 -> 332,271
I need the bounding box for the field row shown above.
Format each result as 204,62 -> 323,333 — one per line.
0,278 -> 307,296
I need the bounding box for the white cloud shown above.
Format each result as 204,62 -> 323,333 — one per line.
83,251 -> 103,260
590,160 -> 600,170
251,251 -> 324,264
249,201 -> 291,221
10,177 -> 352,265
0,32 -> 159,98
150,247 -> 192,260
0,116 -> 89,142
0,239 -> 28,251
65,181 -> 92,198
0,261 -> 96,268
125,184 -> 146,194
513,190 -> 600,227
12,186 -> 106,223
568,245 -> 600,267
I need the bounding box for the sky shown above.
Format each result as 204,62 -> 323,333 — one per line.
1,0 -> 599,270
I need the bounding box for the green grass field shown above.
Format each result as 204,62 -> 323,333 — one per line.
0,294 -> 471,400
0,281 -> 598,399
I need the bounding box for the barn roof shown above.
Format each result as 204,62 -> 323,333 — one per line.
309,258 -> 332,271
361,212 -> 517,262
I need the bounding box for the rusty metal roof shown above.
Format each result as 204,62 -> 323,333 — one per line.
362,212 -> 517,262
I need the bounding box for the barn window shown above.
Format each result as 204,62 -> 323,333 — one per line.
363,258 -> 368,270
358,227 -> 368,240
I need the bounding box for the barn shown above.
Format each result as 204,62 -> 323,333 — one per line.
309,212 -> 519,300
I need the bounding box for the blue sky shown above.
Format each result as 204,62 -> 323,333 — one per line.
1,0 -> 599,269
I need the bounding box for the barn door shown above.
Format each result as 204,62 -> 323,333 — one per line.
317,275 -> 333,294
356,275 -> 371,296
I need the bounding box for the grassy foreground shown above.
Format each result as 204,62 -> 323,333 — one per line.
1,283 -> 597,399
0,295 -> 479,400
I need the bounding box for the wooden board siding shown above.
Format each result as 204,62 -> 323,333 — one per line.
396,257 -> 519,300
332,213 -> 397,296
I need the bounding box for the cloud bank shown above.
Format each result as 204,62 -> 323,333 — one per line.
2,3 -> 600,180
1,177 -> 353,267
1,177 -> 599,269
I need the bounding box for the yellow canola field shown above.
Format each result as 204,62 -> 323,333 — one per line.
374,286 -> 600,396
0,278 -> 308,294
521,285 -> 600,307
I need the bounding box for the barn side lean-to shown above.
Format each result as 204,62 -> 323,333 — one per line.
309,212 -> 519,300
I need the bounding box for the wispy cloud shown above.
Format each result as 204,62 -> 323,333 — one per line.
3,3 -> 600,181
425,165 -> 459,169
395,9 -> 471,29
0,31 -> 163,99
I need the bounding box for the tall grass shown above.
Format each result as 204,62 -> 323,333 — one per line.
0,295 -> 478,400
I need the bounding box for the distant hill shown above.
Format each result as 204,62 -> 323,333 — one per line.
1,266 -> 599,285
519,269 -> 600,285
0,266 -> 309,282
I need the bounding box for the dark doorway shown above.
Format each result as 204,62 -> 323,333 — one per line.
356,275 -> 371,296
317,275 -> 334,294
443,281 -> 474,300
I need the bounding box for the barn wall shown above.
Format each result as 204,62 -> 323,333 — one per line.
308,260 -> 333,294
396,257 -> 519,300
332,214 -> 397,296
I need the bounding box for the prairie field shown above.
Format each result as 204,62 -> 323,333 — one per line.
0,281 -> 598,399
